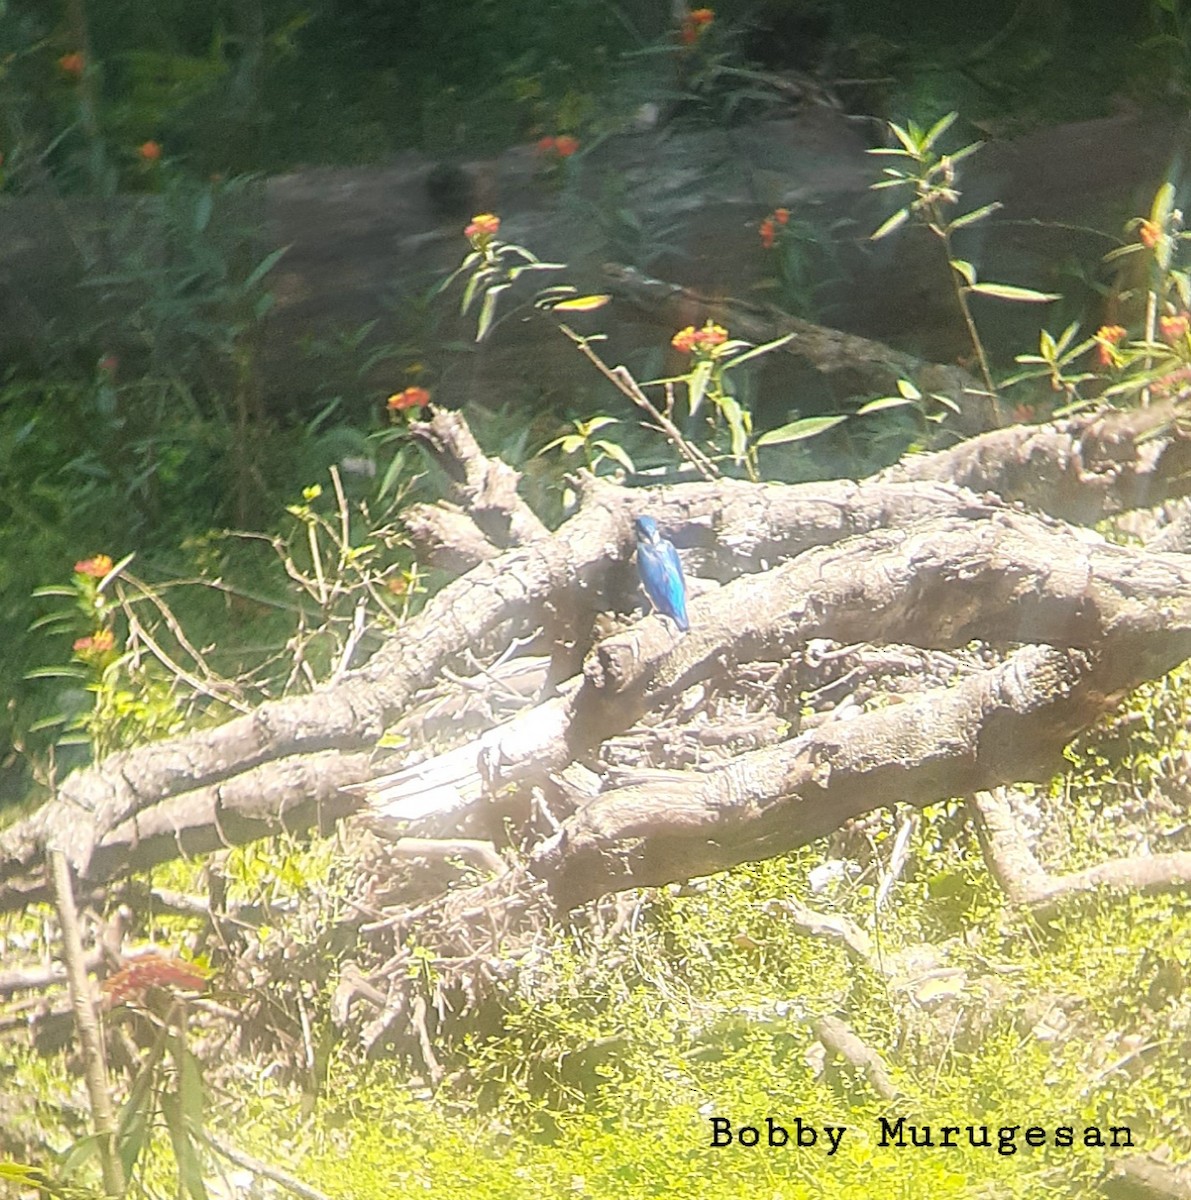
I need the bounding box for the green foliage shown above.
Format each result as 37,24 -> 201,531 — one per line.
756,205 -> 849,321
7,663 -> 1191,1198
869,111 -> 1059,408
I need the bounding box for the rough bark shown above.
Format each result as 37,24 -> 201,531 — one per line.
3,403 -> 1191,925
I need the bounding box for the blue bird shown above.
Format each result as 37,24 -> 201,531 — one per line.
634,515 -> 689,632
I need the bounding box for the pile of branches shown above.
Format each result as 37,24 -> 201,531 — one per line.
5,398 -> 1191,1089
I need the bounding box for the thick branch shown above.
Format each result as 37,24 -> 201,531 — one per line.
531,645 -> 1099,910
883,399 -> 1191,525
971,790 -> 1191,914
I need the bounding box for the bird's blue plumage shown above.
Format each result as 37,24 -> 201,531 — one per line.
634,515 -> 689,632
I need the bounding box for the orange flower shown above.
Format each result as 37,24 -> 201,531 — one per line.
671,321 -> 729,355
1093,323 -> 1126,368
1139,219 -> 1162,250
138,140 -> 162,163
774,207 -> 789,225
464,213 -> 500,242
759,217 -> 776,250
387,386 -> 431,413
535,136 -> 557,155
1160,312 -> 1190,344
553,135 -> 579,158
680,8 -> 714,44
73,629 -> 115,655
74,554 -> 113,578
57,52 -> 85,78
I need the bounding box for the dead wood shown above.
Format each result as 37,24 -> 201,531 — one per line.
602,263 -> 993,431
882,397 -> 1191,525
812,1015 -> 900,1101
1102,1155 -> 1191,1200
4,404 -> 1191,947
970,789 -> 1191,916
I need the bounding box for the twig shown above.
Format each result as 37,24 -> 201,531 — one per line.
48,847 -> 125,1197
557,323 -> 719,479
0,949 -> 103,997
203,1130 -> 334,1200
763,897 -> 876,969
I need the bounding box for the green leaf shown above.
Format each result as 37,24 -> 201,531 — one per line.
949,201 -> 1002,230
1150,180 -> 1176,227
756,414 -> 848,445
475,283 -> 510,341
929,391 -> 963,415
856,395 -> 915,415
686,359 -> 714,418
60,1132 -> 103,1179
593,440 -> 636,473
923,111 -> 959,149
550,293 -> 611,313
887,121 -> 919,155
26,713 -> 71,733
177,1044 -> 206,1127
27,611 -> 79,633
30,586 -> 79,599
942,141 -> 983,169
718,392 -> 751,464
949,258 -> 977,286
119,1108 -> 151,1181
720,333 -> 794,370
244,245 -> 288,290
896,378 -> 922,400
1053,321 -> 1081,356
580,416 -> 620,434
1103,242 -> 1143,264
194,189 -> 213,233
24,666 -> 89,680
460,266 -> 498,316
967,282 -> 1060,302
871,208 -> 910,241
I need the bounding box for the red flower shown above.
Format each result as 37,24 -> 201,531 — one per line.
138,140 -> 162,163
1139,219 -> 1162,250
464,213 -> 500,239
691,7 -> 715,25
73,629 -> 115,655
774,207 -> 789,225
1160,312 -> 1190,345
672,321 -> 729,355
1153,364 -> 1191,395
74,554 -> 113,578
102,951 -> 210,1006
387,386 -> 431,413
553,135 -> 579,158
759,217 -> 776,250
535,137 -> 557,155
57,52 -> 85,78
